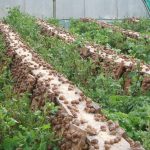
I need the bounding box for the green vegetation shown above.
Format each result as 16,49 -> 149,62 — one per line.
70,19 -> 150,64
114,18 -> 150,35
0,34 -> 59,149
47,18 -> 59,27
2,8 -> 150,149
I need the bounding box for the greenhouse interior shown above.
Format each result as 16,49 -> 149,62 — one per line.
0,0 -> 150,150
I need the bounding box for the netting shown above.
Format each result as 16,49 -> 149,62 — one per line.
145,0 -> 150,10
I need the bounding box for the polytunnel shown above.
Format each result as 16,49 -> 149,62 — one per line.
0,0 -> 150,19
0,0 -> 150,150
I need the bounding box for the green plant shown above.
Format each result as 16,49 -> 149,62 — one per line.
114,18 -> 150,35
69,19 -> 150,63
4,8 -> 150,149
47,18 -> 59,26
0,31 -> 59,150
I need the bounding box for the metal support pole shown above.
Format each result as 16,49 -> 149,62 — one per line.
23,0 -> 26,13
53,0 -> 56,18
116,0 -> 118,19
84,0 -> 86,18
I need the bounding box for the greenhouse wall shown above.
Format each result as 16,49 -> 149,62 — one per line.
0,0 -> 149,19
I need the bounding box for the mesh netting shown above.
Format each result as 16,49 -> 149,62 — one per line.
145,0 -> 150,10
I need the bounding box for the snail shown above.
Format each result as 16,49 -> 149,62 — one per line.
0,22 -> 144,150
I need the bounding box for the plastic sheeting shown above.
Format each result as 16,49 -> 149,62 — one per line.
0,0 -> 53,18
0,0 -> 149,19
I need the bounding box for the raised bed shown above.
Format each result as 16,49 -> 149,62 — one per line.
80,18 -> 150,40
0,22 -> 144,150
37,20 -> 150,91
